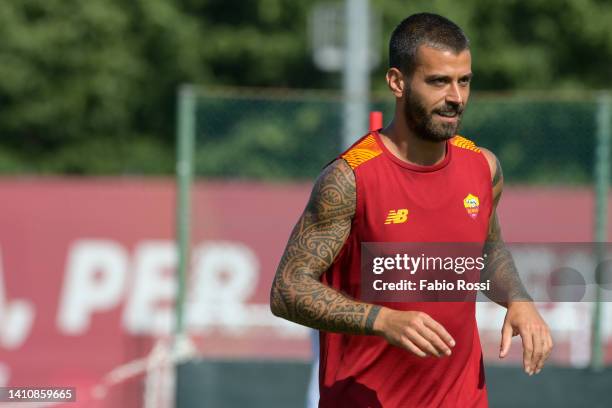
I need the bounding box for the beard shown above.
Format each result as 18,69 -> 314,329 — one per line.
403,88 -> 464,142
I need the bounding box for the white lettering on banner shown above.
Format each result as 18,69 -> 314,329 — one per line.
123,242 -> 177,335
33,239 -> 612,357
0,250 -> 35,349
52,239 -> 303,337
57,240 -> 128,335
0,363 -> 9,387
187,241 -> 259,331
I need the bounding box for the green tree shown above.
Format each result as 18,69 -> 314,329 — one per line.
0,0 -> 205,174
0,0 -> 611,176
373,0 -> 612,90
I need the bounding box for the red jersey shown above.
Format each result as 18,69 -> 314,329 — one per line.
319,130 -> 493,407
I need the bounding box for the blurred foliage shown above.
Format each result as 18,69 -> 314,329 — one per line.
461,97 -> 595,184
373,0 -> 612,91
195,92 -> 343,179
0,0 -> 205,174
0,0 -> 610,175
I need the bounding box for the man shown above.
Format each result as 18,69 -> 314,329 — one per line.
270,13 -> 552,407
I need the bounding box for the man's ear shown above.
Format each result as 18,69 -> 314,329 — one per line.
386,68 -> 405,98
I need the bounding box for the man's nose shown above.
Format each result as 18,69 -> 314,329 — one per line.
446,83 -> 463,106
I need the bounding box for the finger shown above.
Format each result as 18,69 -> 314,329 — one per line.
420,325 -> 452,356
405,328 -> 441,357
536,331 -> 553,374
423,317 -> 456,348
531,329 -> 544,376
533,329 -> 547,374
400,336 -> 427,358
520,328 -> 534,375
499,322 -> 512,358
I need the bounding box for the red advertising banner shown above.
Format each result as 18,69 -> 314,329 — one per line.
0,179 -> 609,406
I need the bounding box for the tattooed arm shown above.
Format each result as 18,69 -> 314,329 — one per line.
480,149 -> 531,306
480,148 -> 553,375
269,159 -> 380,334
270,159 -> 456,358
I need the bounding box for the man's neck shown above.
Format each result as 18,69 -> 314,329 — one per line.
379,121 -> 448,167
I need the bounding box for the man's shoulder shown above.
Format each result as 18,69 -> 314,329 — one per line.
450,135 -> 482,154
306,158 -> 357,221
341,133 -> 383,170
451,135 -> 498,183
478,147 -> 500,185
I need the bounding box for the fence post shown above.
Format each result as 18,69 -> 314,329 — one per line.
343,0 -> 370,148
591,92 -> 611,371
175,85 -> 196,340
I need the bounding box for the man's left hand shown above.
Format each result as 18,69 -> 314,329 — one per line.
499,302 -> 553,375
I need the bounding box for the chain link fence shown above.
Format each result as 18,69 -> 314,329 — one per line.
192,87 -> 603,184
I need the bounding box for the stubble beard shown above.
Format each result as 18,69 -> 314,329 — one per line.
403,88 -> 464,142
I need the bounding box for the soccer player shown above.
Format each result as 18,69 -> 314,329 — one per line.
270,13 -> 552,407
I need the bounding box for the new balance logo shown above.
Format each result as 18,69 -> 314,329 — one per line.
384,209 -> 409,224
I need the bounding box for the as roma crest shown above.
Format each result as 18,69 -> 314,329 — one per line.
463,194 -> 480,219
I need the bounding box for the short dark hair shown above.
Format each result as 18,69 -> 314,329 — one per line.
389,13 -> 470,75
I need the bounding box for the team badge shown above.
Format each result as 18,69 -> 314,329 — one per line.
463,194 -> 480,219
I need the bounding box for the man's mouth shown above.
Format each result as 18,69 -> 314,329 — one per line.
435,111 -> 460,122
435,110 -> 460,120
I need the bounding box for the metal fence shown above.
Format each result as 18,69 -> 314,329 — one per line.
188,87 -> 609,184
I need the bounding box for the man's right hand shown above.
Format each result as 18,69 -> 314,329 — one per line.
373,308 -> 456,358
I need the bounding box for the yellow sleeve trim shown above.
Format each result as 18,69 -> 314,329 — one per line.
450,135 -> 481,153
341,134 -> 383,169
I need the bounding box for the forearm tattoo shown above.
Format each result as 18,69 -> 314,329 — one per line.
482,157 -> 532,304
492,157 -> 503,204
270,159 -> 381,334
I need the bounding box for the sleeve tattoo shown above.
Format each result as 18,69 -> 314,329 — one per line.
270,159 -> 381,334
481,156 -> 532,305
